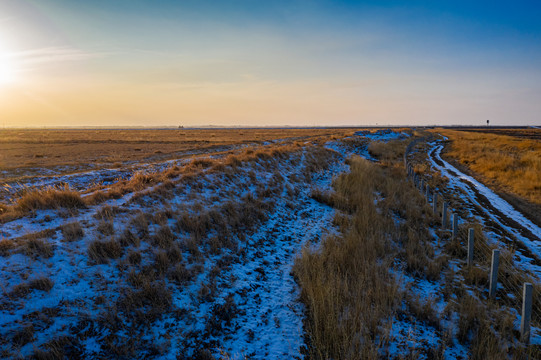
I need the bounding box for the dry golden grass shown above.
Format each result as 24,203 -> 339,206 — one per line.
0,128 -> 358,176
88,239 -> 123,263
15,185 -> 86,212
294,156 -> 409,359
437,129 -> 541,206
10,277 -> 54,299
61,222 -> 84,242
296,137 -> 540,358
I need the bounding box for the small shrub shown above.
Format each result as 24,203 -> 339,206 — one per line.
131,213 -> 150,237
118,229 -> 140,247
16,185 -> 85,212
153,225 -> 175,249
168,262 -> 193,285
11,277 -> 54,298
127,250 -> 142,265
462,266 -> 488,287
0,238 -> 15,256
96,221 -> 115,236
23,238 -> 54,259
94,205 -> 122,221
118,281 -> 172,324
154,251 -> 170,276
62,222 -> 84,242
88,239 -> 122,264
13,325 -> 35,346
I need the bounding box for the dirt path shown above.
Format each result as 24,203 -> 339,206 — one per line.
427,141 -> 541,274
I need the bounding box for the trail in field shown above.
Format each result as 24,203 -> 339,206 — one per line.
1,137 -> 375,359
427,142 -> 541,272
0,144 -> 242,203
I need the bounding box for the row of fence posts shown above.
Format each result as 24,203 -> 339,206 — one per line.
405,162 -> 534,344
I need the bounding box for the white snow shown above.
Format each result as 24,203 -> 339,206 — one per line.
0,142 -> 358,359
354,129 -> 409,142
428,144 -> 541,257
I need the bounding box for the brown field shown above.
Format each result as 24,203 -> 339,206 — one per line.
0,127 -> 358,180
1,127 -> 540,358
452,127 -> 541,140
435,128 -> 541,226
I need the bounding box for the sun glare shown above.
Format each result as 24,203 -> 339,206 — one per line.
0,39 -> 16,85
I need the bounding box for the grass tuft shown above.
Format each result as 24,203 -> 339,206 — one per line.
61,222 -> 84,242
88,239 -> 122,263
15,185 -> 86,212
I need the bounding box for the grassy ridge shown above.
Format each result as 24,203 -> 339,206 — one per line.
295,157 -> 401,358
294,137 -> 540,359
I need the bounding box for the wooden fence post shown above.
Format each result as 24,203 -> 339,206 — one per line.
521,283 -> 533,344
425,184 -> 430,202
442,202 -> 448,229
489,249 -> 500,298
467,228 -> 474,266
433,193 -> 438,214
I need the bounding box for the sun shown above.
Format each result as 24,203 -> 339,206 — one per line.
0,39 -> 17,85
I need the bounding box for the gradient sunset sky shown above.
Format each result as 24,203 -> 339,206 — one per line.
1,0 -> 540,127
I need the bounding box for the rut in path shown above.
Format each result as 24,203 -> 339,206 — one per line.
427,141 -> 541,273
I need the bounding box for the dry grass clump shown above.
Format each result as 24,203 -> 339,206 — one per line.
301,147 -> 342,182
94,205 -> 122,221
131,212 -> 150,237
61,222 -> 84,242
451,293 -> 522,359
12,325 -> 35,347
10,277 -> 54,298
88,239 -> 122,263
168,262 -> 194,285
22,237 -> 54,259
152,225 -> 175,248
118,229 -> 140,248
175,212 -> 212,241
96,221 -> 115,236
368,139 -> 407,162
294,157 -> 401,358
117,281 -> 173,325
439,129 -> 541,206
15,185 -> 86,212
127,250 -> 142,265
83,188 -> 122,206
404,293 -> 441,331
0,238 -> 15,256
126,172 -> 156,192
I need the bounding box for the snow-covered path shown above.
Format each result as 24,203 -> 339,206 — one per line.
1,139 -> 369,359
428,142 -> 541,267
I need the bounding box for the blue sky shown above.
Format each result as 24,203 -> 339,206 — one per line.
0,0 -> 540,127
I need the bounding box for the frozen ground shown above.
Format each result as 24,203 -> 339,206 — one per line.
1,138 -> 366,359
428,143 -> 541,270
354,129 -> 410,142
0,144 -> 246,204
425,139 -> 541,345
2,130 -> 536,359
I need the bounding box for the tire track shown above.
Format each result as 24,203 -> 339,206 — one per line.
427,143 -> 541,269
